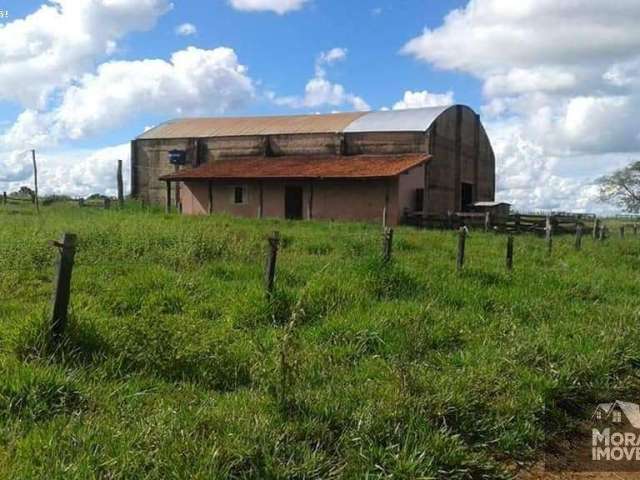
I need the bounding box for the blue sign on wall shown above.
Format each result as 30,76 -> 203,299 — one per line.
169,149 -> 186,165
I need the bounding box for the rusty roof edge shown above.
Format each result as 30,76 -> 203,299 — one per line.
158,154 -> 431,182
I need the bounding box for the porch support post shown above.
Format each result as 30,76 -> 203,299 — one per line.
307,181 -> 314,220
383,179 -> 390,228
165,181 -> 171,214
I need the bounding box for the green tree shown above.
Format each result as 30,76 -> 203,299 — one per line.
598,161 -> 640,212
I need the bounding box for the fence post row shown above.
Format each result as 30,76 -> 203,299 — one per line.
575,225 -> 583,251
457,227 -> 466,271
50,233 -> 77,343
265,231 -> 280,297
506,235 -> 514,271
382,227 -> 394,263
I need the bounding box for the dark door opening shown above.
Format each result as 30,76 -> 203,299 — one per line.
461,183 -> 474,212
285,186 -> 304,220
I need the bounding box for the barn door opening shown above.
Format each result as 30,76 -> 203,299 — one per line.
285,186 -> 304,220
461,183 -> 474,212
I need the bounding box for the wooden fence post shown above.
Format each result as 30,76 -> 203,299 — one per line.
484,211 -> 491,233
634,224 -> 638,236
265,231 -> 280,297
117,159 -> 124,208
506,235 -> 514,271
515,214 -> 521,233
103,198 -> 111,209
593,218 -> 600,240
32,150 -> 40,214
575,225 -> 583,251
382,227 -> 394,263
447,211 -> 454,230
50,233 -> 77,343
456,227 -> 466,271
78,198 -> 84,208
620,226 -> 625,239
545,215 -> 553,256
599,225 -> 605,242
2,192 -> 6,205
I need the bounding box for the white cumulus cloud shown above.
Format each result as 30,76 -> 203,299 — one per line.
392,90 -> 454,110
0,0 -> 173,108
272,48 -> 369,111
175,23 -> 197,36
228,0 -> 309,15
2,46 -> 255,147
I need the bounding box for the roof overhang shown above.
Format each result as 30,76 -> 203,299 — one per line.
159,154 -> 431,182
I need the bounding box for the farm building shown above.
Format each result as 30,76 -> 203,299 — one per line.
131,105 -> 495,225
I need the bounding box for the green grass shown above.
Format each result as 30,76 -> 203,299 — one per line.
1,202 -> 639,479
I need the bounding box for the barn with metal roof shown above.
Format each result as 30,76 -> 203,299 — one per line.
131,105 -> 495,225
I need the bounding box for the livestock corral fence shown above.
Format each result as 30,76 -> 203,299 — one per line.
404,211 -> 622,235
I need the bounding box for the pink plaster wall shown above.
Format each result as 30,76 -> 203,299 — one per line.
181,178 -> 402,225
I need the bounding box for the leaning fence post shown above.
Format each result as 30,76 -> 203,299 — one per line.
506,235 -> 514,271
593,218 -> 600,240
50,233 -> 77,343
382,227 -> 394,263
456,227 -> 466,271
575,225 -> 583,251
265,231 -> 280,297
545,215 -> 553,256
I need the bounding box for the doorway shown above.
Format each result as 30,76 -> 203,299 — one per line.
285,186 -> 304,220
461,183 -> 474,212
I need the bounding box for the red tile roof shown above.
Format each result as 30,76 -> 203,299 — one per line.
159,154 -> 430,181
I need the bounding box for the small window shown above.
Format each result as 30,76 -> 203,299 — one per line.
613,410 -> 622,423
596,410 -> 603,421
233,186 -> 246,205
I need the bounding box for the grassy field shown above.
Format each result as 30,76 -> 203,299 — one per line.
1,202 -> 639,479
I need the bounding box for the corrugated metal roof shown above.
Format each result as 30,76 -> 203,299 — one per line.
159,154 -> 430,181
138,112 -> 367,139
344,106 -> 452,133
137,106 -> 457,140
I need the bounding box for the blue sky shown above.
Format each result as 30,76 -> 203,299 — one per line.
1,1 -> 640,212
